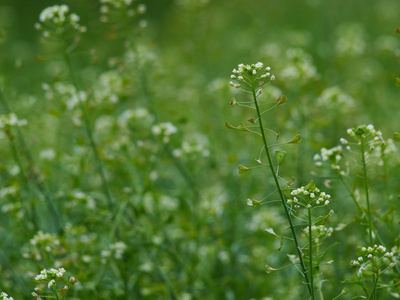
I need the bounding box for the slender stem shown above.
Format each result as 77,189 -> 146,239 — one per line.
315,242 -> 324,300
0,90 -> 62,233
63,51 -> 114,212
360,138 -> 373,246
360,137 -> 376,299
6,132 -> 38,229
367,271 -> 379,300
251,86 -> 312,296
308,207 -> 315,299
337,173 -> 362,213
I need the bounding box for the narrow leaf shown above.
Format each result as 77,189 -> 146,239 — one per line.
276,95 -> 288,105
287,176 -> 295,186
278,235 -> 284,251
287,254 -> 297,264
265,228 -> 278,237
247,198 -> 261,207
237,122 -> 250,131
393,132 -> 400,142
265,265 -> 278,274
288,134 -> 302,144
225,121 -> 236,129
238,164 -> 250,174
275,150 -> 287,163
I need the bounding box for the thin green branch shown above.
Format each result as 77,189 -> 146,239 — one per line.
251,84 -> 312,296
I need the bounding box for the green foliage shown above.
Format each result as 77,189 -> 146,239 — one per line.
0,0 -> 400,299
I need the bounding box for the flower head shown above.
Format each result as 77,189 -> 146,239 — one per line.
229,62 -> 275,93
35,5 -> 86,39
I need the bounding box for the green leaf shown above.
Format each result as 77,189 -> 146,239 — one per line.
225,121 -> 250,132
305,180 -> 316,189
278,234 -> 284,251
288,134 -> 302,144
287,254 -> 297,264
225,121 -> 236,129
238,164 -> 250,174
276,95 -> 288,105
237,122 -> 250,131
287,176 -> 295,186
393,132 -> 400,142
265,265 -> 278,274
275,150 -> 287,163
265,228 -> 278,237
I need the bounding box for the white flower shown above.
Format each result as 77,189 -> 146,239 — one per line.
48,279 -> 56,288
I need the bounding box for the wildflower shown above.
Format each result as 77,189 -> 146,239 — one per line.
47,279 -> 55,288
0,113 -> 27,129
36,5 -> 86,37
0,292 -> 14,300
229,62 -> 275,92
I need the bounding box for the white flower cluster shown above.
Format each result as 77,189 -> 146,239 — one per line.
0,186 -> 18,199
0,113 -> 27,129
172,140 -> 210,158
152,122 -> 178,143
303,225 -> 333,241
347,124 -> 383,143
35,5 -> 86,37
0,292 -> 14,300
314,146 -> 346,173
34,267 -> 66,281
288,181 -> 332,209
110,241 -> 128,259
42,82 -> 87,111
229,62 -> 275,91
100,0 -> 147,26
279,48 -> 319,85
317,86 -> 355,110
30,231 -> 61,253
350,244 -> 397,268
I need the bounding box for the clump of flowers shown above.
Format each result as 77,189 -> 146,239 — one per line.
0,113 -> 27,130
151,122 -> 178,143
346,124 -> 383,145
314,145 -> 345,172
32,268 -> 77,299
229,62 -> 275,92
0,292 -> 14,300
99,0 -> 147,29
288,180 -> 333,211
350,244 -> 399,291
26,231 -> 61,261
303,225 -> 334,242
35,5 -> 86,39
101,241 -> 128,263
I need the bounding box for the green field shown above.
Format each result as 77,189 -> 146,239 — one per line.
0,0 -> 399,299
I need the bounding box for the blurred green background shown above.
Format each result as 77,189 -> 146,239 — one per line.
0,0 -> 399,299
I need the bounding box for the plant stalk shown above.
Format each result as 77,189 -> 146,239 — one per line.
251,86 -> 312,297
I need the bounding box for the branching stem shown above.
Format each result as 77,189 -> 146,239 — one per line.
251,85 -> 312,297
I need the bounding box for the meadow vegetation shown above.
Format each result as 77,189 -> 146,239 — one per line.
0,0 -> 399,299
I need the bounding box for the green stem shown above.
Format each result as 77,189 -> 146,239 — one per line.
63,51 -> 114,212
308,207 -> 315,299
315,242 -> 324,300
360,138 -> 376,299
6,131 -> 38,229
367,272 -> 379,300
0,90 -> 62,233
251,85 -> 312,296
360,138 -> 373,246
